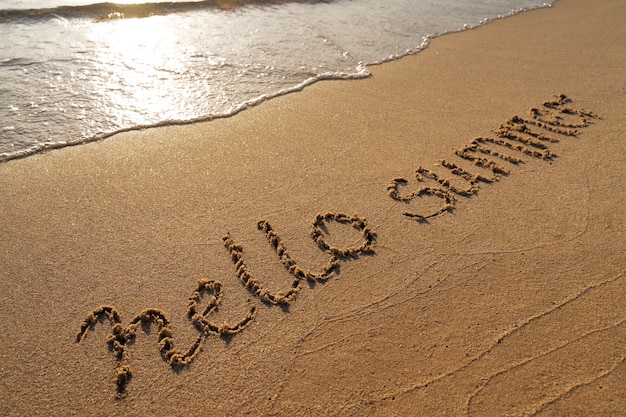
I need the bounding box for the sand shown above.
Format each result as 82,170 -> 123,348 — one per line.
1,0 -> 625,415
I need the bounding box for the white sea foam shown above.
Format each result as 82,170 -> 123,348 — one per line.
0,0 -> 555,162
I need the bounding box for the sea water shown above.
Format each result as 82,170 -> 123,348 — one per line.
0,0 -> 555,162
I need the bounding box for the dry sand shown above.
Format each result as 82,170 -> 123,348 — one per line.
1,0 -> 625,415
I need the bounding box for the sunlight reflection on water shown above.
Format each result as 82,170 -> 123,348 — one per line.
88,15 -> 188,124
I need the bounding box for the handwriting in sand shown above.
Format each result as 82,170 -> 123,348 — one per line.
77,212 -> 376,396
77,95 -> 599,396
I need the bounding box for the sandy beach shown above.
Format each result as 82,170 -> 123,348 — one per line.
1,0 -> 625,415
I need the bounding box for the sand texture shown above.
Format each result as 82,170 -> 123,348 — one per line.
1,0 -> 625,415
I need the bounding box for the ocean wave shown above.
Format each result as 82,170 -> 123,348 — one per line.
0,0 -> 312,22
0,0 -> 556,163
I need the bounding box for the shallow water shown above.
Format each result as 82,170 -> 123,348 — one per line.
0,0 -> 555,161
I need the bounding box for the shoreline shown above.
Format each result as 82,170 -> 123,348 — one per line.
0,0 -> 558,165
1,0 -> 625,415
0,66 -> 371,165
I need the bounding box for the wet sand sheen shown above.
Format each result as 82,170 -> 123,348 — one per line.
0,0 -> 625,415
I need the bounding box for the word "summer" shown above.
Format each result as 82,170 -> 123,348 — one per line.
387,94 -> 598,221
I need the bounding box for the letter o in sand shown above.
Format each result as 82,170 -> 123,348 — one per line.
310,212 -> 376,258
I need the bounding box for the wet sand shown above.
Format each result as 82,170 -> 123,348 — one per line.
1,0 -> 625,415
